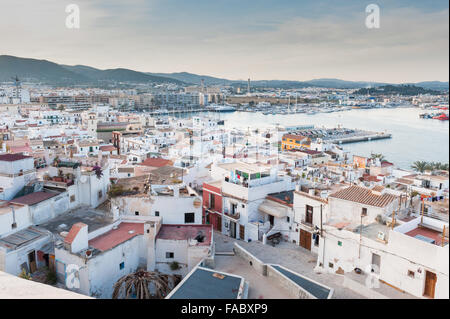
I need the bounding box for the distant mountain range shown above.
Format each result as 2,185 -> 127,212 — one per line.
0,55 -> 183,86
0,55 -> 448,91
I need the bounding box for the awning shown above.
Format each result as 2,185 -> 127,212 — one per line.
258,200 -> 288,218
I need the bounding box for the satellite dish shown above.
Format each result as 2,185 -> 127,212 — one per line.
80,175 -> 88,183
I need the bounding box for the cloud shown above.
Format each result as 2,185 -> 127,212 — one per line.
0,1 -> 447,82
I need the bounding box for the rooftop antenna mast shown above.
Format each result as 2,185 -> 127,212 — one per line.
188,128 -> 194,162
222,128 -> 225,159
11,75 -> 21,102
275,122 -> 280,165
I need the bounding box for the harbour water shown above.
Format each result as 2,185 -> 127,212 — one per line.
174,107 -> 449,170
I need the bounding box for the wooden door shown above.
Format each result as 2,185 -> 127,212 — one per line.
217,215 -> 222,232
424,271 -> 437,298
239,225 -> 245,240
299,229 -> 311,251
28,251 -> 37,274
49,255 -> 56,272
230,221 -> 236,238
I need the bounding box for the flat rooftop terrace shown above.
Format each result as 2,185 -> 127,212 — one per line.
39,206 -> 113,236
167,266 -> 245,299
270,264 -> 332,299
212,255 -> 294,299
405,225 -> 448,246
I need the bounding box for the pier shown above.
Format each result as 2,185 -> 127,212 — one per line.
328,132 -> 392,144
291,127 -> 392,145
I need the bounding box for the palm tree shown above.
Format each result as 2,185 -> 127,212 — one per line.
432,162 -> 449,171
370,153 -> 385,162
112,269 -> 181,299
411,161 -> 428,173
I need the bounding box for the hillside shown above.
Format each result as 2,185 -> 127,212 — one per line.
0,55 -> 89,84
0,55 -> 183,85
1,55 -> 448,90
354,84 -> 442,96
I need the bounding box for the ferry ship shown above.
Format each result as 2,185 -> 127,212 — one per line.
206,104 -> 236,112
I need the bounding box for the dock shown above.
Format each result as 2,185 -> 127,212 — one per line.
328,132 -> 392,144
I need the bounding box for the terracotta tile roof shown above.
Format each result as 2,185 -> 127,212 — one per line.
64,222 -> 87,244
283,134 -> 307,140
10,192 -> 58,206
156,224 -> 212,246
99,145 -> 117,151
396,178 -> 414,185
0,153 -> 32,162
140,157 -> 173,168
381,161 -> 393,167
89,223 -> 144,251
329,185 -> 396,208
9,146 -> 32,154
297,148 -> 322,155
294,190 -> 328,204
372,185 -> 385,192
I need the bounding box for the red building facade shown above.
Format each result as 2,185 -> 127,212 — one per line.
202,182 -> 223,231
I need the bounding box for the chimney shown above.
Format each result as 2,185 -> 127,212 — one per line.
173,185 -> 180,197
64,223 -> 89,254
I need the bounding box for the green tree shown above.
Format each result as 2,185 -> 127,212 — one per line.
18,268 -> 32,280
370,153 -> 385,162
432,162 -> 449,171
411,161 -> 428,173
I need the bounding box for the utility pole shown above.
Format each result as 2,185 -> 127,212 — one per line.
421,198 -> 424,224
359,213 -> 363,259
320,204 -> 323,237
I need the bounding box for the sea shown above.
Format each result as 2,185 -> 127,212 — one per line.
172,107 -> 449,170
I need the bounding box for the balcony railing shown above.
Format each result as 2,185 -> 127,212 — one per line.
0,169 -> 36,178
301,218 -> 313,227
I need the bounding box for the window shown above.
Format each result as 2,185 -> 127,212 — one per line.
209,193 -> 215,209
286,216 -> 290,223
119,262 -> 124,270
305,205 -> 313,224
361,207 -> 368,216
98,190 -> 102,199
70,195 -> 76,203
328,262 -> 334,268
155,211 -> 160,217
11,222 -> 17,229
407,270 -> 415,278
166,252 -> 174,259
184,212 -> 195,223
135,211 -> 139,216
338,241 -> 342,246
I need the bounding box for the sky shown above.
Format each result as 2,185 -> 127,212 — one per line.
0,0 -> 448,83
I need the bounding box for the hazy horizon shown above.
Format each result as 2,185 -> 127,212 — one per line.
1,0 -> 448,83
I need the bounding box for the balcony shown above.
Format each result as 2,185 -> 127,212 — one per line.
300,217 -> 314,228
0,169 -> 36,178
43,176 -> 75,188
223,208 -> 240,221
